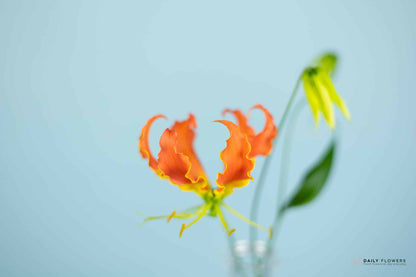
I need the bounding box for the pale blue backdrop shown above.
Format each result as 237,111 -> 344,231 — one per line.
1,0 -> 415,276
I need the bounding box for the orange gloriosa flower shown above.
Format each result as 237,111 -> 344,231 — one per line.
138,104 -> 277,237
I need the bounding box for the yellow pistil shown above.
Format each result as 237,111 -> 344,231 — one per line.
228,229 -> 236,236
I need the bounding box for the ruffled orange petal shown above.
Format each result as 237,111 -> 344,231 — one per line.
215,120 -> 255,193
157,115 -> 209,193
223,105 -> 277,158
158,128 -> 193,185
138,114 -> 166,176
222,109 -> 255,137
247,104 -> 278,158
170,114 -> 207,184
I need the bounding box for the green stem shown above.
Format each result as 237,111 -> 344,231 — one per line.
268,100 -> 305,249
248,75 -> 302,272
258,101 -> 305,276
275,102 -> 302,211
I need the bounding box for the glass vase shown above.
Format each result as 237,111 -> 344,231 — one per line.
227,240 -> 277,277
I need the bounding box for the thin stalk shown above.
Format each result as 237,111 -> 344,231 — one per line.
274,101 -> 305,214
249,76 -> 302,241
248,75 -> 302,275
268,100 -> 305,250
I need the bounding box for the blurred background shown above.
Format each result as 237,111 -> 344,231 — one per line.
1,0 -> 415,276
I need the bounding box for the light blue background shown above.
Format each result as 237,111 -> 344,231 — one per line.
1,0 -> 415,276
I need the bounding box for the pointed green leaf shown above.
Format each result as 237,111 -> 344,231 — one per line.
286,141 -> 336,208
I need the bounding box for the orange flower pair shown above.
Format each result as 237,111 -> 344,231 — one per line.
138,104 -> 277,236
139,104 -> 277,195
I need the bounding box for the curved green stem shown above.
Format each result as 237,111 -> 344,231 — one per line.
248,75 -> 302,274
274,101 -> 305,212
249,76 -> 302,238
268,100 -> 305,249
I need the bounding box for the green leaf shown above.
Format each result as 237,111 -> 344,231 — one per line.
286,141 -> 336,208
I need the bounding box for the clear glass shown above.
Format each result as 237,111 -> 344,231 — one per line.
227,240 -> 277,277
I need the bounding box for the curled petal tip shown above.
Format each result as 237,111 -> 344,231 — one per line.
247,104 -> 278,157
221,108 -> 232,117
185,113 -> 197,128
139,114 -> 167,173
221,105 -> 277,158
250,103 -> 264,110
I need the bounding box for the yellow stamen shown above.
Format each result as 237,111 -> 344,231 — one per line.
179,204 -> 210,238
228,229 -> 236,236
217,206 -> 230,232
217,207 -> 229,231
137,215 -> 167,228
136,211 -> 150,217
221,202 -> 268,233
167,211 -> 176,222
138,205 -> 205,229
179,223 -> 186,238
183,205 -> 209,229
175,205 -> 205,219
217,206 -> 237,237
269,226 -> 273,240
